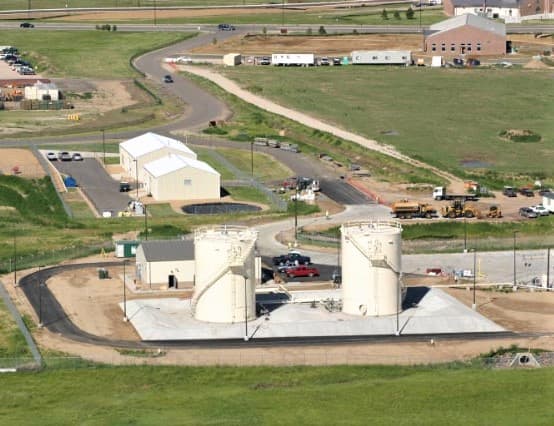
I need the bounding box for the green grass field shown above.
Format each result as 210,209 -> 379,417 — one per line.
0,0 -> 332,9
0,30 -> 188,78
221,66 -> 554,187
0,299 -> 30,358
0,364 -> 553,424
185,73 -> 445,186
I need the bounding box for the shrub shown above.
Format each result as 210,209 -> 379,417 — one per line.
318,26 -> 327,35
406,7 -> 415,19
393,11 -> 401,20
381,9 -> 389,20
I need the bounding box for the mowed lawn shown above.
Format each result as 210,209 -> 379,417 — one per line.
1,365 -> 553,424
0,0 -> 330,9
222,67 -> 554,180
0,30 -> 189,78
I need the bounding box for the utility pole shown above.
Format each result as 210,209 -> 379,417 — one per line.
154,0 -> 157,26
101,129 -> 106,166
472,249 -> 477,310
250,141 -> 254,177
464,218 -> 467,252
294,186 -> 299,242
134,159 -> 139,201
144,204 -> 148,240
513,231 -> 519,290
547,247 -> 550,289
123,260 -> 128,321
244,274 -> 249,341
13,232 -> 17,287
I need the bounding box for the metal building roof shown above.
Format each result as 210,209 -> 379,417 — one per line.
143,153 -> 219,178
140,239 -> 194,262
119,132 -> 197,160
452,0 -> 519,7
428,13 -> 506,37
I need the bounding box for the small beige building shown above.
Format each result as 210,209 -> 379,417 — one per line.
223,53 -> 241,66
135,239 -> 195,288
143,154 -> 221,201
119,132 -> 196,183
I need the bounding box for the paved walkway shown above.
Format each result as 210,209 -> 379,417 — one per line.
179,65 -> 464,190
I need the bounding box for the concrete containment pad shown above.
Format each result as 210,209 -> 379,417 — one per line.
121,287 -> 505,341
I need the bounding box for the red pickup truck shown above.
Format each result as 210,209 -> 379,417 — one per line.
284,265 -> 320,278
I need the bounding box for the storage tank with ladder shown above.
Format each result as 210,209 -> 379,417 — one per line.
192,225 -> 258,323
340,220 -> 403,316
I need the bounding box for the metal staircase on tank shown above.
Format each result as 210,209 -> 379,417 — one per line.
346,234 -> 401,275
190,239 -> 255,318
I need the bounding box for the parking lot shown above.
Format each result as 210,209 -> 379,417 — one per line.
52,155 -> 132,215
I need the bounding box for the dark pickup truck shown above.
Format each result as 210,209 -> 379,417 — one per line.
272,252 -> 311,266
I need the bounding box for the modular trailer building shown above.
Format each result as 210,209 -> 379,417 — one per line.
271,53 -> 315,66
351,51 -> 412,65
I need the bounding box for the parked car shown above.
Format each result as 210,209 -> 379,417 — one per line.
503,186 -> 517,197
272,252 -> 311,266
46,152 -> 57,161
538,189 -> 552,196
119,182 -> 131,192
519,188 -> 534,197
259,57 -> 271,65
332,57 -> 342,66
217,23 -> 236,31
284,265 -> 320,278
319,57 -> 330,66
58,151 -> 72,161
519,207 -> 538,218
72,153 -> 83,161
20,22 -> 34,28
530,205 -> 549,216
163,75 -> 173,83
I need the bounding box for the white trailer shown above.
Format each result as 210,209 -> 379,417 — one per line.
351,50 -> 412,65
223,53 -> 241,66
271,53 -> 315,67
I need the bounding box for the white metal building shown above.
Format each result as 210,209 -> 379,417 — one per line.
192,226 -> 258,324
143,154 -> 220,201
119,132 -> 196,183
135,239 -> 195,288
24,82 -> 59,101
341,220 -> 404,317
351,51 -> 412,65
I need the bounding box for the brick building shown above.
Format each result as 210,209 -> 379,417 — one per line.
424,14 -> 506,56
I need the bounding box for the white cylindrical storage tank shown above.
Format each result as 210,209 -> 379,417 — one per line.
193,225 -> 258,323
341,220 -> 402,316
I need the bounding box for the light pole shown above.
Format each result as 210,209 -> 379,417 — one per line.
153,0 -> 157,26
101,129 -> 106,166
294,186 -> 299,242
472,249 -> 477,310
123,260 -> 128,321
250,141 -> 254,177
13,232 -> 17,287
419,4 -> 423,51
513,231 -> 519,290
464,218 -> 467,252
547,247 -> 551,289
144,204 -> 148,240
134,159 -> 139,201
395,280 -> 400,336
244,274 -> 248,341
38,265 -> 45,327
282,0 -> 285,27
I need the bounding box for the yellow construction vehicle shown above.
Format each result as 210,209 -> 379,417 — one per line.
441,200 -> 481,219
391,200 -> 437,219
486,205 -> 502,218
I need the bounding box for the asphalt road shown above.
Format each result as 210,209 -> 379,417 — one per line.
54,158 -> 132,214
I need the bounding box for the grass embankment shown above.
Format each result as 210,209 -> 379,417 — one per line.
185,73 -> 443,186
0,299 -> 30,358
0,365 -> 553,424
0,30 -> 190,137
221,67 -> 554,188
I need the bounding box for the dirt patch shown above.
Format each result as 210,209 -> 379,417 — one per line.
193,33 -> 423,56
0,148 -> 46,178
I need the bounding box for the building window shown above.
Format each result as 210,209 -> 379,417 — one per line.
184,179 -> 192,186
451,43 -> 456,52
476,43 -> 481,51
431,44 -> 436,51
372,56 -> 378,59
